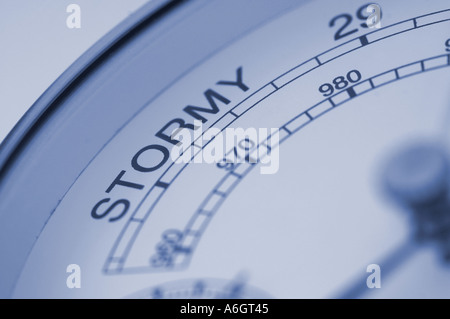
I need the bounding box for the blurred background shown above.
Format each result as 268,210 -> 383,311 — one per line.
0,0 -> 148,144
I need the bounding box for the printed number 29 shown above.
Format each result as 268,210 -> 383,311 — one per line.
329,3 -> 382,41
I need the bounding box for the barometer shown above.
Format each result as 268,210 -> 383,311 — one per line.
1,0 -> 449,298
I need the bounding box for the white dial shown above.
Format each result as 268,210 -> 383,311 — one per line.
1,0 -> 450,298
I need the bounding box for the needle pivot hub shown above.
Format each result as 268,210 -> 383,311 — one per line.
383,142 -> 450,260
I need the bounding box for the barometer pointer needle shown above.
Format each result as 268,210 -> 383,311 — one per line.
336,141 -> 450,298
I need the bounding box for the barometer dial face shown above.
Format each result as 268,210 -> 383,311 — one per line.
1,0 -> 450,298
